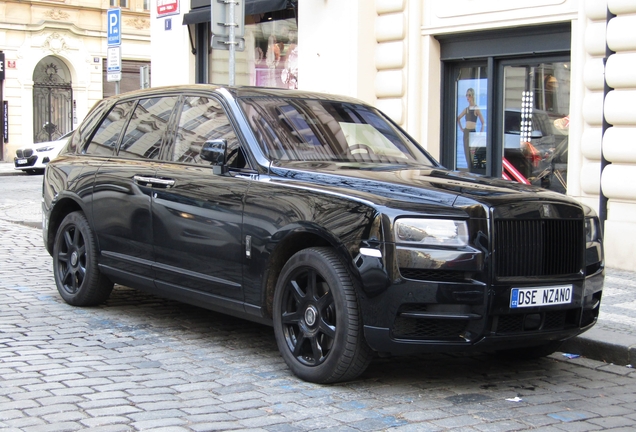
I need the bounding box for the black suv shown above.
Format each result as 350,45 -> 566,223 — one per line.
42,85 -> 604,383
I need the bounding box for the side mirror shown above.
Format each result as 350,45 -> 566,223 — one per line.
201,139 -> 228,174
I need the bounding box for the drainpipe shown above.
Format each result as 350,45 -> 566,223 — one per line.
600,7 -> 616,233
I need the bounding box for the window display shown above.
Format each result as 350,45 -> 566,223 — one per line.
209,12 -> 298,89
454,66 -> 488,173
502,62 -> 570,193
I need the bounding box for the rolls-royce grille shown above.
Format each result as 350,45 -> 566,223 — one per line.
494,219 -> 583,278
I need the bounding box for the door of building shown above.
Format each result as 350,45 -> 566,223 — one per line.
33,56 -> 73,143
439,24 -> 571,194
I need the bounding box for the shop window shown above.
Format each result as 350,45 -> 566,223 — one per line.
209,10 -> 298,89
502,62 -> 570,193
454,65 -> 488,173
439,25 -> 571,194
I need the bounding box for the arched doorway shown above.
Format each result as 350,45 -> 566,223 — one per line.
33,56 -> 73,143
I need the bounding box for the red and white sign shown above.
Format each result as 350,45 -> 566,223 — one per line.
157,0 -> 179,17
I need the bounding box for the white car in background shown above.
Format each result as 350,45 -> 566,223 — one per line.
14,130 -> 74,174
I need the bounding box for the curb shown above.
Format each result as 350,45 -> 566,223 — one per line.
561,327 -> 636,366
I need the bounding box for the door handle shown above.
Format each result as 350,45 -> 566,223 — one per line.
133,175 -> 176,188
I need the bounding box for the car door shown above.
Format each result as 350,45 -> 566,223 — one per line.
90,96 -> 178,286
151,94 -> 251,306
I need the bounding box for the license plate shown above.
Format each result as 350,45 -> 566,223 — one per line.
17,159 -> 28,165
510,285 -> 573,308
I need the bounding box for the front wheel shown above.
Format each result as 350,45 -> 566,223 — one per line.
53,211 -> 113,306
273,247 -> 373,383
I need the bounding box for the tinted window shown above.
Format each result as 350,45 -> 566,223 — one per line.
68,101 -> 108,154
84,100 -> 136,156
118,97 -> 177,160
171,96 -> 244,167
239,97 -> 435,165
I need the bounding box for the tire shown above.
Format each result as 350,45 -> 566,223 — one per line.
273,247 -> 373,383
494,341 -> 562,361
53,211 -> 113,306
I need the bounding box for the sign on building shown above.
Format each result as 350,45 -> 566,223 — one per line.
157,0 -> 180,18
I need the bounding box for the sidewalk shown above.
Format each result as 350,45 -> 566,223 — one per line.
0,160 -> 18,175
0,160 -> 25,177
1,160 -> 635,365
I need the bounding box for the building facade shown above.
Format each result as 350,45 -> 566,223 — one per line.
0,0 -> 151,160
98,0 -> 636,271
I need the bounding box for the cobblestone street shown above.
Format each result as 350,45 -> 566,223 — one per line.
2,217 -> 636,432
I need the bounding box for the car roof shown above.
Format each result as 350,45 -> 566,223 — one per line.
102,84 -> 366,106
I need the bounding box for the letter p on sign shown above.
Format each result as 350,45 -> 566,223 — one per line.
107,8 -> 121,46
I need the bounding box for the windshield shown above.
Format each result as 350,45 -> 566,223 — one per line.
239,97 -> 436,166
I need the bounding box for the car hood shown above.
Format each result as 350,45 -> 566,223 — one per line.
19,140 -> 63,152
268,161 -> 581,217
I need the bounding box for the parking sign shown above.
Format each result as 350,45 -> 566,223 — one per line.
107,9 -> 121,46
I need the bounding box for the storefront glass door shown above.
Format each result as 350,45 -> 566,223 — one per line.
501,61 -> 570,193
444,57 -> 569,194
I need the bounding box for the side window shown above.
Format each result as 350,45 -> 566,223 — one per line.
84,100 -> 136,156
68,101 -> 108,154
171,96 -> 246,168
118,96 -> 178,159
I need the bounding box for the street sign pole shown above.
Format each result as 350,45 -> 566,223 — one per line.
210,0 -> 244,86
228,0 -> 235,86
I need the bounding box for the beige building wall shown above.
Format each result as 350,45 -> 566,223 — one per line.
150,2 -> 193,87
593,0 -> 636,270
0,0 -> 150,160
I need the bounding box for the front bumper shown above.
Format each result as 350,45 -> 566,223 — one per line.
14,155 -> 50,170
362,269 -> 604,356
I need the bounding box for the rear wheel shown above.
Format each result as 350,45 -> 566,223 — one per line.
273,247 -> 372,383
53,211 -> 113,306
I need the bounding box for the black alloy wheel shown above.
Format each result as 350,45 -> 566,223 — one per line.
53,211 -> 113,306
273,247 -> 372,383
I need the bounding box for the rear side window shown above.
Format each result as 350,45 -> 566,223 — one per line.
84,100 -> 136,156
118,96 -> 178,160
67,101 -> 108,154
170,96 -> 244,167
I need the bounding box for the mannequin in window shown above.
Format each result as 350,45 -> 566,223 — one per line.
457,88 -> 485,170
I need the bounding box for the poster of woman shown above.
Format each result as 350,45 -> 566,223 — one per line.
456,82 -> 487,172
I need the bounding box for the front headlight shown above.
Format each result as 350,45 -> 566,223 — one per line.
585,217 -> 600,243
394,218 -> 469,247
37,146 -> 56,152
